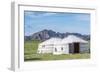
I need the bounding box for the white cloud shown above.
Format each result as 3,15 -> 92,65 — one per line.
41,13 -> 57,16
25,11 -> 57,19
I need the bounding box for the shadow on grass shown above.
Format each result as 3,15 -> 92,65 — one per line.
24,58 -> 42,61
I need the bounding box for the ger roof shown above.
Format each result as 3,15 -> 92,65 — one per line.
39,35 -> 88,46
62,35 -> 88,44
39,37 -> 62,45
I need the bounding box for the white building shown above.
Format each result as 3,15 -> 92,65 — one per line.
37,38 -> 62,54
61,35 -> 88,54
37,35 -> 89,55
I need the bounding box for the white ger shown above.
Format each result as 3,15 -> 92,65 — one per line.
37,35 -> 89,55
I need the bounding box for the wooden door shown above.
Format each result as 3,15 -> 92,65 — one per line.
74,43 -> 79,53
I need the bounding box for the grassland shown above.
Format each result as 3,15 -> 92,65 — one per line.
24,53 -> 90,61
24,40 -> 41,55
24,40 -> 90,61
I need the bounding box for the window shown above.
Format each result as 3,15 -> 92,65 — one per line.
42,45 -> 45,48
61,47 -> 63,51
55,48 -> 57,52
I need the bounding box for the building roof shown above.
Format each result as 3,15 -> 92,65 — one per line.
39,35 -> 88,46
39,37 -> 62,46
62,35 -> 88,44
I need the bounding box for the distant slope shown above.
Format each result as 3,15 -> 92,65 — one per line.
25,29 -> 90,41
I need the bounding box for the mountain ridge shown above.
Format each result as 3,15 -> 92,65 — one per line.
25,29 -> 90,41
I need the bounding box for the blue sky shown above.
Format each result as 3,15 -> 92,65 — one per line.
24,11 -> 90,36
